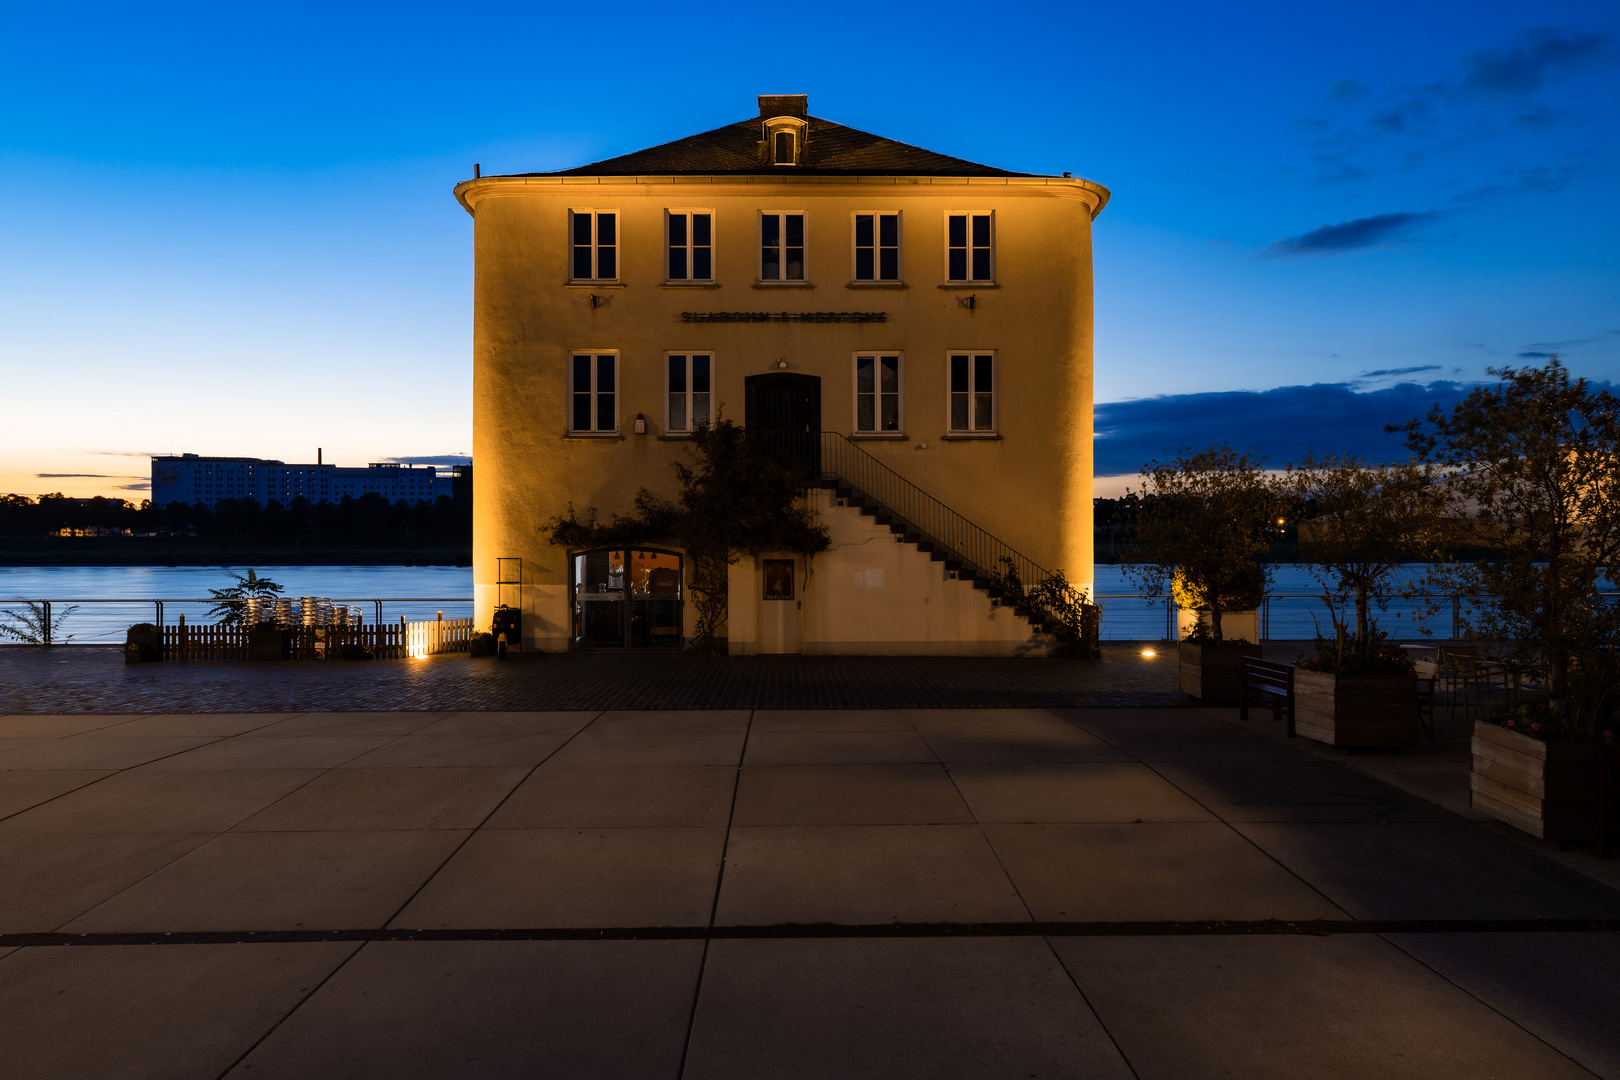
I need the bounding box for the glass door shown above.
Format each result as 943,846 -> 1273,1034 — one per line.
572,548 -> 683,650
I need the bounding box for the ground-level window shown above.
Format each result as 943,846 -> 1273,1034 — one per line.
949,352 -> 996,433
667,211 -> 713,281
853,212 -> 900,281
761,213 -> 805,281
571,352 -> 618,433
570,210 -> 617,281
854,354 -> 902,433
947,213 -> 994,282
572,548 -> 683,649
667,353 -> 713,432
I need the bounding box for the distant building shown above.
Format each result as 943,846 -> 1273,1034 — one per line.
150,454 -> 463,509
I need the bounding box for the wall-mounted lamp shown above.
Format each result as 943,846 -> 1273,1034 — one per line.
634,413 -> 646,435
777,359 -> 789,369
590,294 -> 607,308
957,295 -> 977,310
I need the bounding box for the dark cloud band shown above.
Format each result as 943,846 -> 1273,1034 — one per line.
1265,212 -> 1440,257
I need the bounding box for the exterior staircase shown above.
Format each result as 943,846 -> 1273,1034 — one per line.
779,432 -> 1098,653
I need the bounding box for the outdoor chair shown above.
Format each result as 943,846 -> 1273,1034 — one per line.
1441,648 -> 1499,717
1415,676 -> 1435,738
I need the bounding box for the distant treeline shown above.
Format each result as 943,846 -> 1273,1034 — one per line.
0,493 -> 471,544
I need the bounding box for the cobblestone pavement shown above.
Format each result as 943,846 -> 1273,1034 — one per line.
0,644 -> 1195,713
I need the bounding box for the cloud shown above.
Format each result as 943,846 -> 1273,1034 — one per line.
378,454 -> 471,466
1327,79 -> 1368,104
35,473 -> 144,479
1517,351 -> 1553,359
1461,27 -> 1609,95
1450,161 -> 1589,205
116,482 -> 152,491
1093,380 -> 1479,476
1360,365 -> 1442,378
1264,211 -> 1441,257
1311,155 -> 1371,184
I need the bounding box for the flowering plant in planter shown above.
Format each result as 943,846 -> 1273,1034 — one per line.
1480,655 -> 1620,744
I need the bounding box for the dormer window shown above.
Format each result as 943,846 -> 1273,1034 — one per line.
762,115 -> 806,166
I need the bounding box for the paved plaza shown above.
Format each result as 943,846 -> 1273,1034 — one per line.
0,645 -> 1187,714
1,682 -> 1618,1078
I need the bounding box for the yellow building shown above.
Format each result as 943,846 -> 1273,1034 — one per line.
454,95 -> 1108,655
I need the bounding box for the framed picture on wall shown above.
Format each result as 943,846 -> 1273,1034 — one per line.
763,559 -> 796,601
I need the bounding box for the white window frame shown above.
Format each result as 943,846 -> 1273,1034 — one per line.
946,351 -> 998,435
759,211 -> 808,282
945,211 -> 995,284
569,209 -> 619,282
851,211 -> 902,283
665,209 -> 715,283
665,352 -> 715,434
852,352 -> 905,435
569,350 -> 620,434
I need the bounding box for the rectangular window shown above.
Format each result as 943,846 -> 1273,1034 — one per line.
666,211 -> 712,281
853,212 -> 900,281
760,213 -> 806,281
571,352 -> 618,433
949,353 -> 996,433
854,354 -> 902,433
947,213 -> 994,282
666,353 -> 713,432
571,211 -> 617,281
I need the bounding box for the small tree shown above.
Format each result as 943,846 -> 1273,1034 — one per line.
1126,445 -> 1277,641
544,419 -> 830,652
207,569 -> 285,627
1392,357 -> 1620,710
1286,454 -> 1450,644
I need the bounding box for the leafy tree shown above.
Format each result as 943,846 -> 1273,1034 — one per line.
1125,445 -> 1278,641
544,419 -> 830,652
1286,453 -> 1450,643
207,569 -> 285,626
1392,357 -> 1620,712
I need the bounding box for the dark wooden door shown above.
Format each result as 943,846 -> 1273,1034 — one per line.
745,373 -> 821,479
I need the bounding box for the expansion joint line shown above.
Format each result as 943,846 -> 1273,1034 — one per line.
676,708 -> 753,1080
208,709 -> 608,1080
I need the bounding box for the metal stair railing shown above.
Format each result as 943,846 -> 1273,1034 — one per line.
753,430 -> 1096,646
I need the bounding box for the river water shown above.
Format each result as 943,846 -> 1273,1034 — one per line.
1,561 -> 1468,645
0,565 -> 473,645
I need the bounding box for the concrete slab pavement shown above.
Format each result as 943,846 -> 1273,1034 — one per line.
0,703 -> 1615,1078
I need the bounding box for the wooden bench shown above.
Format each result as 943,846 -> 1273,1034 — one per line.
1239,656 -> 1296,738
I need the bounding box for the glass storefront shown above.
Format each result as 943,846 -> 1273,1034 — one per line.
571,548 -> 683,650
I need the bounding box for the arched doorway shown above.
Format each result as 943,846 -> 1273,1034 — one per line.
570,548 -> 684,650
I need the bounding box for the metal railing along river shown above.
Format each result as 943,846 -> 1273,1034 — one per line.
0,597 -> 473,646
1094,591 -> 1620,642
7,590 -> 1618,647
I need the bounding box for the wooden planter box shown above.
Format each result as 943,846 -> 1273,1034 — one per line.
1295,670 -> 1420,747
1179,640 -> 1262,703
1471,721 -> 1600,843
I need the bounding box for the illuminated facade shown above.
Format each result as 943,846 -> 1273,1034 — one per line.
457,95 -> 1107,654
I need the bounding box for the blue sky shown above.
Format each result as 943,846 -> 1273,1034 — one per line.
1,0 -> 1616,499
